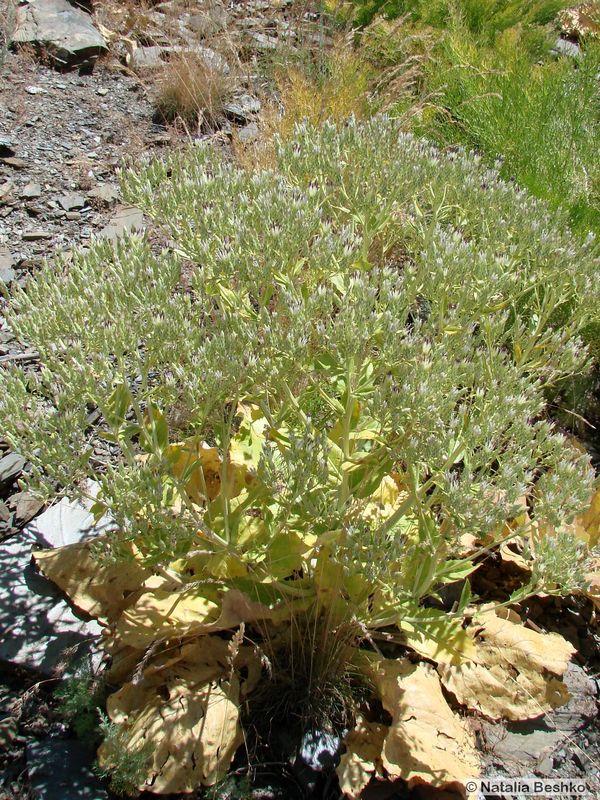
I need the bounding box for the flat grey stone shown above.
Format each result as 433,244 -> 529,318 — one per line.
15,492 -> 45,525
22,230 -> 53,241
12,0 -> 107,67
164,44 -> 230,75
0,528 -> 103,673
238,121 -> 259,144
0,452 -> 25,486
22,182 -> 43,199
481,663 -> 598,772
87,183 -> 119,205
224,94 -> 261,122
130,45 -> 164,71
195,45 -> 230,75
27,740 -> 109,800
0,180 -> 14,203
552,37 -> 582,58
290,729 -> 343,795
0,483 -> 111,673
248,31 -> 279,51
1,156 -> 28,169
186,5 -> 229,39
27,481 -> 114,548
0,247 -> 15,284
98,205 -> 145,242
57,192 -> 85,211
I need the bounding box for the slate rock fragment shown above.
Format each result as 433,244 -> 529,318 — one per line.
0,452 -> 25,487
12,0 -> 108,67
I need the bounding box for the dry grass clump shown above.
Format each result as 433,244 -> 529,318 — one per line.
154,52 -> 232,131
233,26 -> 434,170
233,37 -> 374,169
272,48 -> 373,136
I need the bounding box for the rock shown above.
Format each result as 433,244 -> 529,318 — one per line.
88,183 -> 119,205
26,481 -> 114,548
0,528 -> 103,673
186,5 -> 229,39
247,31 -> 279,51
0,266 -> 16,285
12,0 -> 108,67
290,729 -> 343,795
0,484 -> 111,673
98,205 -> 145,242
552,37 -> 582,58
1,156 -> 28,169
195,45 -> 230,75
0,452 -> 26,486
15,493 -> 45,525
27,740 -> 109,800
57,192 -> 85,211
163,44 -> 230,75
22,183 -> 43,199
237,121 -> 259,144
0,247 -> 15,284
25,86 -> 48,95
0,180 -> 14,203
481,663 -> 598,774
22,230 -> 53,241
130,45 -> 164,71
224,94 -> 261,122
0,501 -> 10,523
96,87 -> 109,96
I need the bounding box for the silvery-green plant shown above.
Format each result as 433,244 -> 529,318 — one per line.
1,117 -> 597,654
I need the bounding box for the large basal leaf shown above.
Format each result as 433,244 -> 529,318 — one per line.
337,715 -> 388,798
370,658 -> 480,796
33,538 -> 150,623
112,586 -> 273,649
437,606 -> 575,721
99,637 -> 245,793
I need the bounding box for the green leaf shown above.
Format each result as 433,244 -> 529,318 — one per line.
104,382 -> 132,429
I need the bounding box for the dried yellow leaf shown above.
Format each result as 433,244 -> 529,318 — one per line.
337,715 -> 388,798
354,475 -> 410,525
437,607 -> 575,721
113,587 -> 220,649
585,558 -> 600,610
371,659 -> 479,794
99,637 -> 242,793
399,607 -> 476,665
580,486 -> 600,548
113,586 -> 272,650
33,539 -> 149,623
168,439 -> 253,504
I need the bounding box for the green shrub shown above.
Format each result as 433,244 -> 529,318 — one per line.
414,28 -> 600,236
1,117 -> 597,744
95,713 -> 153,796
350,0 -> 571,36
55,665 -> 104,743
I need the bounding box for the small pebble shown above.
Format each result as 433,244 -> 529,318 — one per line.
22,230 -> 52,241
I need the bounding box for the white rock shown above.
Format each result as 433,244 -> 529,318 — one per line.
13,0 -> 108,66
